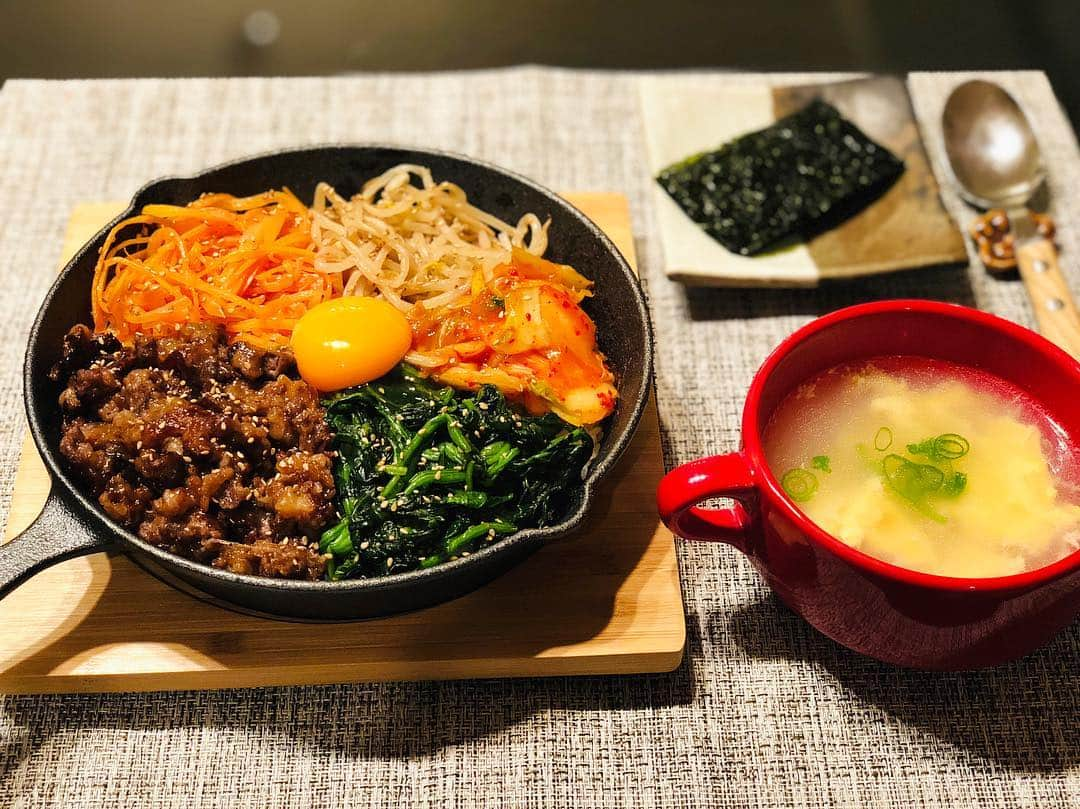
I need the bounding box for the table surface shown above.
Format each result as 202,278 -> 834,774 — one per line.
0,69 -> 1076,809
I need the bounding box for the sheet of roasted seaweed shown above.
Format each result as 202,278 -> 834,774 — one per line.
656,99 -> 905,256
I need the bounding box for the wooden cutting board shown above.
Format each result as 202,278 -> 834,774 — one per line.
0,193 -> 684,694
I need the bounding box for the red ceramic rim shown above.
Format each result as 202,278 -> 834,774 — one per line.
742,299 -> 1080,593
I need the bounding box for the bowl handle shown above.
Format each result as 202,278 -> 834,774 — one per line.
0,490 -> 111,600
657,453 -> 757,552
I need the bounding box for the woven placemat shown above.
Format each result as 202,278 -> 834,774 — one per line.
0,70 -> 1075,808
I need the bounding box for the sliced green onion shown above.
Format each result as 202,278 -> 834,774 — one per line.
880,458 -> 948,523
932,433 -> 970,460
881,454 -> 948,524
908,433 -> 970,462
882,454 -> 944,496
907,440 -> 930,456
874,427 -> 893,451
941,471 -> 968,496
781,468 -> 818,502
811,455 -> 831,473
917,464 -> 944,490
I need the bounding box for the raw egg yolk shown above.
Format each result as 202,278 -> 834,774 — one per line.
291,297 -> 412,391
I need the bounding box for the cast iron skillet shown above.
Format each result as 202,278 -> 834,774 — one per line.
0,146 -> 653,620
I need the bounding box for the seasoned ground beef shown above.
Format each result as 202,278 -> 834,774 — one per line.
50,323 -> 335,580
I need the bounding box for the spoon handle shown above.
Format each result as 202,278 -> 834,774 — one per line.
1015,238 -> 1080,359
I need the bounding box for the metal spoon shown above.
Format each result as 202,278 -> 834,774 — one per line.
942,79 -> 1080,358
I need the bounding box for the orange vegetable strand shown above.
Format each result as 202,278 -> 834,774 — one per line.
92,190 -> 339,350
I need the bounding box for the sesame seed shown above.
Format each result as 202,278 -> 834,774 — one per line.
360,541 -> 370,550
434,471 -> 442,480
386,557 -> 394,568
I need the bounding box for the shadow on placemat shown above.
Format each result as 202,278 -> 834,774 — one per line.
0,618 -> 700,777
725,594 -> 1079,773
684,262 -> 977,322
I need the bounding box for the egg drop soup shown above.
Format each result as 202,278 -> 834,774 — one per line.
762,357 -> 1080,578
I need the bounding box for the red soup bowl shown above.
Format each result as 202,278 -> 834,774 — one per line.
657,299 -> 1080,670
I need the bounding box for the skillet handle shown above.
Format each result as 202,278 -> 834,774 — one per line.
0,491 -> 111,600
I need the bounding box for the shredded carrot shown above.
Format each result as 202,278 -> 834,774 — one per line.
92,190 -> 341,350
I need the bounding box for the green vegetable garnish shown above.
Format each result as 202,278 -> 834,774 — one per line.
941,471 -> 968,497
811,455 -> 831,473
318,364 -> 595,580
869,431 -> 973,521
880,454 -> 947,523
907,433 -> 970,462
932,433 -> 970,460
882,454 -> 943,495
874,427 -> 893,451
781,468 -> 819,502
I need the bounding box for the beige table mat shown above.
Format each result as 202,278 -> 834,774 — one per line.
0,69 -> 1076,808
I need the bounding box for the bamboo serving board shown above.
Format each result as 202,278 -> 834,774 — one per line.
0,193 -> 684,694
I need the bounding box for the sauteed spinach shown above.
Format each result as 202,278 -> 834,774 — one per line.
319,365 -> 595,579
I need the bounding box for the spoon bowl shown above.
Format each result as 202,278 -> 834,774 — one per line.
942,80 -> 1046,208
941,79 -> 1080,360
